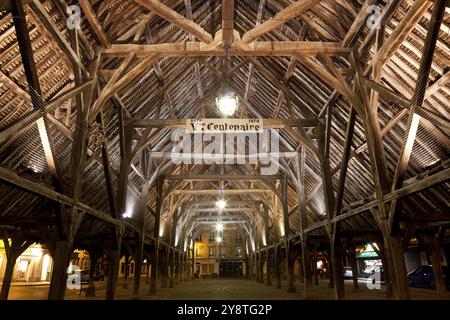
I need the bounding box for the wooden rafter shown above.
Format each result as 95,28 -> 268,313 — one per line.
134,0 -> 213,43
241,0 -> 323,44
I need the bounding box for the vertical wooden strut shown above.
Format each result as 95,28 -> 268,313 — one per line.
318,121 -> 344,300
264,206 -> 271,285
149,177 -> 163,293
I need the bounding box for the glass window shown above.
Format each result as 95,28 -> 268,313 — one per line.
209,247 -> 215,258
201,264 -> 208,273
196,247 -> 203,257
220,247 -> 226,257
236,247 -> 242,257
209,232 -> 215,241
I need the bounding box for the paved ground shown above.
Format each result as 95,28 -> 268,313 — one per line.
4,278 -> 450,300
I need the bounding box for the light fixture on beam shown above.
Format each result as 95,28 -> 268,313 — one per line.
217,236 -> 222,243
216,90 -> 238,117
216,222 -> 223,232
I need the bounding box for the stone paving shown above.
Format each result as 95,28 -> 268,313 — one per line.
5,278 -> 450,300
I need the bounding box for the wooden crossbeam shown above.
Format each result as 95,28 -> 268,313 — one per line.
165,174 -> 280,181
134,0 -> 213,43
128,118 -> 318,128
173,189 -> 272,196
241,0 -> 324,43
302,167 -> 450,234
102,41 -> 351,57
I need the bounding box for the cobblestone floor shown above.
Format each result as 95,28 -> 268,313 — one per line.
5,278 -> 450,300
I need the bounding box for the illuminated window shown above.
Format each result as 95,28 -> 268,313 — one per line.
196,247 -> 203,257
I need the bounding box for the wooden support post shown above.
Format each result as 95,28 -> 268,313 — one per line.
48,239 -> 72,300
106,227 -> 123,300
85,249 -> 101,297
330,237 -> 345,300
169,205 -> 178,288
149,178 -> 163,293
0,232 -> 33,300
422,228 -> 447,297
287,246 -> 296,293
348,245 -> 359,290
133,182 -> 148,295
122,253 -> 130,289
160,249 -> 169,288
274,243 -> 281,288
302,239 -> 313,295
266,250 -> 272,286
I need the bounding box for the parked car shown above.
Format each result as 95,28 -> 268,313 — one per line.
408,265 -> 450,289
343,267 -> 353,279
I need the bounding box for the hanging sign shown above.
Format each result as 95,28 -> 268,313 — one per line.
186,119 -> 264,133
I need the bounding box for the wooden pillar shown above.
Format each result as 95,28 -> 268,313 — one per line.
85,249 -> 101,297
313,254 -> 319,286
0,233 -> 32,300
122,253 -> 130,289
383,234 -> 410,299
106,227 -> 122,300
323,249 -> 334,288
48,239 -> 73,300
133,174 -> 149,295
274,246 -> 281,289
149,178 -> 163,293
331,237 -> 345,300
169,249 -> 176,288
348,246 -> 359,290
422,228 -> 447,297
160,249 -> 169,288
259,253 -> 264,283
191,243 -> 195,280
266,250 -> 272,286
373,240 -> 393,299
145,256 -> 150,284
287,247 -> 296,293
302,239 -> 313,291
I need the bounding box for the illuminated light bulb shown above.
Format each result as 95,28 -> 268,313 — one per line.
216,96 -> 238,116
216,223 -> 223,232
216,199 -> 226,209
217,236 -> 222,243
